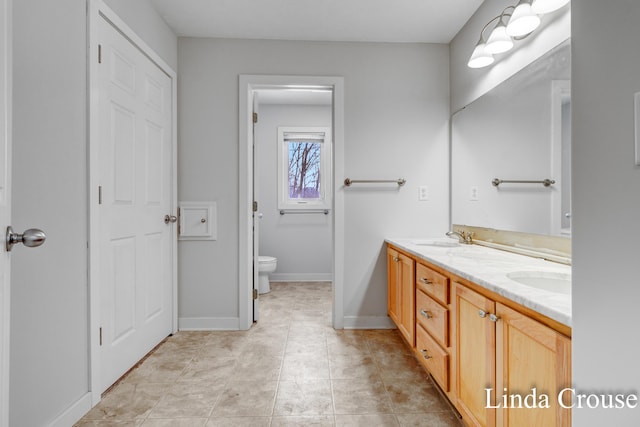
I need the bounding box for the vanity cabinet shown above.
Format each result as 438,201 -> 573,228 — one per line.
387,247 -> 415,346
452,282 -> 572,427
386,242 -> 571,427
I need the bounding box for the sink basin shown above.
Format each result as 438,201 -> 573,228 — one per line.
506,271 -> 571,295
411,240 -> 461,248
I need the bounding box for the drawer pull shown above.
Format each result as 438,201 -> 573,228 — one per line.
489,313 -> 501,322
478,309 -> 487,318
420,349 -> 432,359
419,277 -> 432,285
420,309 -> 432,319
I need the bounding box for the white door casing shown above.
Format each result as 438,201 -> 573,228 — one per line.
0,0 -> 10,425
252,92 -> 260,321
89,0 -> 178,400
238,75 -> 345,330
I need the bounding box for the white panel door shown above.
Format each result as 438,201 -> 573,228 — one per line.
0,0 -> 10,424
97,16 -> 173,393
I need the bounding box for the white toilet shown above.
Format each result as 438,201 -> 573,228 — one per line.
258,256 -> 277,294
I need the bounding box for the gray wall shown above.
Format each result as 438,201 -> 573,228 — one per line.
572,0 -> 640,424
256,104 -> 332,281
178,38 -> 450,327
10,0 -> 176,425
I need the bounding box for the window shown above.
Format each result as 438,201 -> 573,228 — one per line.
277,127 -> 331,211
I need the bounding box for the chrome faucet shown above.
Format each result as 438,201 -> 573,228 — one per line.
446,230 -> 473,244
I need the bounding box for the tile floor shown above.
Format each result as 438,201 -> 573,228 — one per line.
76,282 -> 462,426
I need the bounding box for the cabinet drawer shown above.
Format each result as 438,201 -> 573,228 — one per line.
416,262 -> 449,305
416,289 -> 448,347
416,323 -> 449,392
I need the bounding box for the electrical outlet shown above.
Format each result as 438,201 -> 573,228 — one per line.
419,186 -> 429,201
470,186 -> 479,201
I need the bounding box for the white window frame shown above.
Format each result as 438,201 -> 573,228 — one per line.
277,126 -> 332,211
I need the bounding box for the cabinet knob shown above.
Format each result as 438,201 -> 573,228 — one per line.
478,310 -> 487,318
420,309 -> 432,319
393,257 -> 399,262
419,277 -> 432,285
420,349 -> 432,359
489,313 -> 500,322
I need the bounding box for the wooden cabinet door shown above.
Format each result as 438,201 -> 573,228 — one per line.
387,247 -> 400,327
397,252 -> 415,346
453,283 -> 496,427
495,303 -> 571,427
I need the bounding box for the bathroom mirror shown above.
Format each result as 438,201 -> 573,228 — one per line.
451,40 -> 571,237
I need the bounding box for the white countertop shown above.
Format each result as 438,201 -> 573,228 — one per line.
385,237 -> 572,327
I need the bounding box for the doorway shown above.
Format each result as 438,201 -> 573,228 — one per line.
238,75 -> 345,330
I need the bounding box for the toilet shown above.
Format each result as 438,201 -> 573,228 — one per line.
258,256 -> 277,294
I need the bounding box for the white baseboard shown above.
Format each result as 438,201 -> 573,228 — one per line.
47,392 -> 92,427
270,273 -> 332,282
178,317 -> 241,331
342,316 -> 396,329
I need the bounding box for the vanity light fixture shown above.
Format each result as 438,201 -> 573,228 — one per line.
468,35 -> 495,68
467,0 -> 569,69
507,0 -> 541,37
485,11 -> 514,54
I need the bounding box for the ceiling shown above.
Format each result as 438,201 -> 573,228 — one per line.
149,0 -> 484,44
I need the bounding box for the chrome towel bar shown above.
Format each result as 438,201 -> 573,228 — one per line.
344,178 -> 406,187
492,178 -> 555,187
279,209 -> 329,215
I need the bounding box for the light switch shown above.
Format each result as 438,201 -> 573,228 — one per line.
470,186 -> 479,201
419,186 -> 429,201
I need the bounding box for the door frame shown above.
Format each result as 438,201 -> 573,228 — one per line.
238,75 -> 345,330
87,0 -> 178,404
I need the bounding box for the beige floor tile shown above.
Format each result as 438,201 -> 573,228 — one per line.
141,418 -> 208,426
81,383 -> 168,420
74,421 -> 143,426
211,380 -> 278,417
76,282 -> 459,426
329,354 -> 380,380
232,354 -> 283,381
332,379 -> 393,415
271,415 -> 336,426
280,353 -> 330,381
374,353 -> 428,380
124,357 -> 191,384
273,380 -> 334,416
206,417 -> 271,426
334,414 -> 399,427
384,378 -> 450,413
395,412 -> 464,427
147,381 -> 225,418
285,336 -> 328,355
177,356 -> 237,383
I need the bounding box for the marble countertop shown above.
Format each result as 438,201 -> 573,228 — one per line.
385,238 -> 572,327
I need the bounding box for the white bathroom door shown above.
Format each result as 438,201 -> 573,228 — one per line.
252,92 -> 260,322
97,15 -> 173,393
0,1 -> 11,424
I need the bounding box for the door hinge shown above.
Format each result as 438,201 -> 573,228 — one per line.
98,186 -> 102,204
98,44 -> 102,64
99,327 -> 103,346
252,112 -> 258,124
253,289 -> 258,300
252,201 -> 258,212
